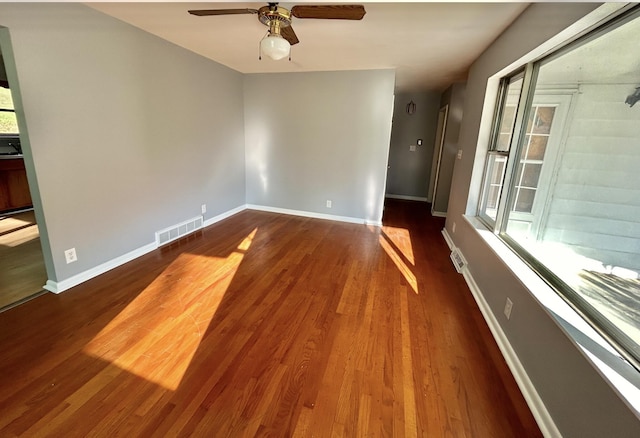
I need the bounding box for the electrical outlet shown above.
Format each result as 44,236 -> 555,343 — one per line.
64,248 -> 77,264
457,149 -> 463,160
452,222 -> 457,234
201,204 -> 207,214
504,297 -> 513,320
326,200 -> 332,208
409,145 -> 416,152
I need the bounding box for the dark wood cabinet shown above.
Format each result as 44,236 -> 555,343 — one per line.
0,158 -> 33,213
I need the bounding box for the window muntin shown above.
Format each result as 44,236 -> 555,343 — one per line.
481,9 -> 640,369
513,105 -> 555,214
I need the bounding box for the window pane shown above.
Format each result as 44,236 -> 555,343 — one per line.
486,186 -> 501,210
495,77 -> 523,152
532,106 -> 555,134
481,154 -> 507,221
513,187 -> 536,212
521,163 -> 542,187
527,135 -> 548,160
479,75 -> 524,225
498,133 -> 511,150
0,87 -> 14,111
500,105 -> 516,132
507,106 -> 555,220
0,111 -> 19,134
0,87 -> 18,134
503,13 -> 640,364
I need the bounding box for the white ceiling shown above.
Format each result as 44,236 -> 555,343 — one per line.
88,2 -> 529,91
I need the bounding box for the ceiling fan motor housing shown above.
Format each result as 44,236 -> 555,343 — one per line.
259,5 -> 292,35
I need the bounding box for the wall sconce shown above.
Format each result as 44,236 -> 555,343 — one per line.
406,100 -> 416,115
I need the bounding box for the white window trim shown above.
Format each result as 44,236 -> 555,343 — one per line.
466,1 -> 640,422
466,3 -> 631,217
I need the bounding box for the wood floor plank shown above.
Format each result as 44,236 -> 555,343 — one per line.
0,200 -> 542,437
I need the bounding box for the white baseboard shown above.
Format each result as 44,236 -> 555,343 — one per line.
431,210 -> 447,218
203,204 -> 247,228
44,204 -> 248,294
246,204 -> 381,226
43,203 -> 377,294
441,228 -> 454,250
43,241 -> 158,294
459,264 -> 560,438
385,194 -> 428,202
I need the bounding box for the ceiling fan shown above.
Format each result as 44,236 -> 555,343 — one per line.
188,3 -> 366,60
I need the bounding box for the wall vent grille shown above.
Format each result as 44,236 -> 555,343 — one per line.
450,247 -> 467,273
156,216 -> 203,247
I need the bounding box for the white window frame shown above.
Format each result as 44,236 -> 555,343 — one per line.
476,6 -> 640,372
478,72 -> 526,228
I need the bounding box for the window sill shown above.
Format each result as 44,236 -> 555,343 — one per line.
462,214 -> 640,419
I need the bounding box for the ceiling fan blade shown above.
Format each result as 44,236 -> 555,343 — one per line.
188,9 -> 258,17
291,5 -> 366,20
281,26 -> 300,46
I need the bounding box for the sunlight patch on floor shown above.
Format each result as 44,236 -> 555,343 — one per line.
0,214 -> 34,234
0,223 -> 39,248
379,231 -> 418,294
381,226 -> 415,265
83,228 -> 258,390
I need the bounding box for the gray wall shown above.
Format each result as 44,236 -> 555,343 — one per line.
244,70 -> 395,224
0,3 -> 246,282
386,91 -> 440,199
432,82 -> 466,214
445,3 -> 640,437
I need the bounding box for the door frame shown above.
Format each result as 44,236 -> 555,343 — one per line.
428,105 -> 449,215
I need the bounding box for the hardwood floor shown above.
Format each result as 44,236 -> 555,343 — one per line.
0,200 -> 541,437
0,210 -> 47,309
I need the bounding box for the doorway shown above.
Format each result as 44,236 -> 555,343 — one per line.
0,38 -> 47,310
427,105 -> 448,202
427,105 -> 451,217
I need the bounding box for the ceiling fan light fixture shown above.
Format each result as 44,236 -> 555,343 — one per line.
189,3 -> 367,59
260,33 -> 290,60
